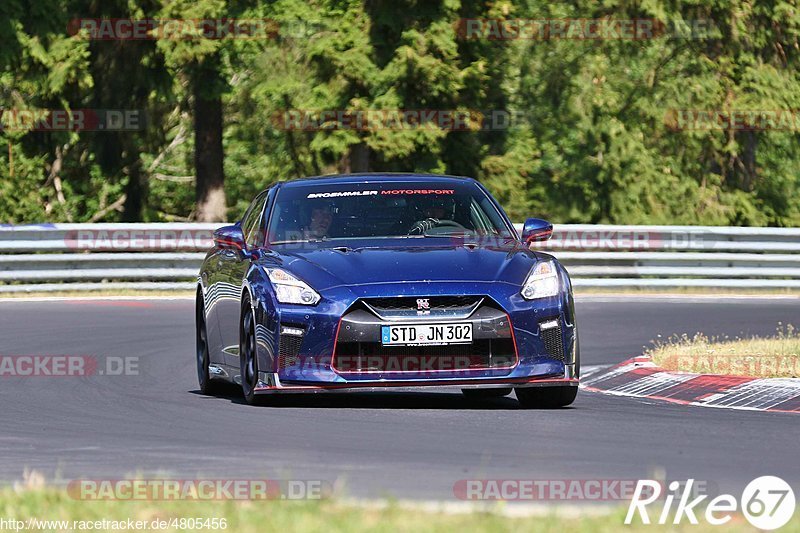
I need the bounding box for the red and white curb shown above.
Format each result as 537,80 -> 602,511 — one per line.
582,357 -> 800,413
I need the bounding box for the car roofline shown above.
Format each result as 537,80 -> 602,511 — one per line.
274,172 -> 476,188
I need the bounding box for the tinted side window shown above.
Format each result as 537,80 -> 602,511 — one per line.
242,192 -> 268,248
250,188 -> 274,248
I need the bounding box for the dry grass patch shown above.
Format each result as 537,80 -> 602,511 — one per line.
647,325 -> 800,378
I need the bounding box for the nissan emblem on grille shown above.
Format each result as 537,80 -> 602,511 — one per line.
416,299 -> 430,310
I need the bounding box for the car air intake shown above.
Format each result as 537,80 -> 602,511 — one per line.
278,325 -> 304,369
540,320 -> 565,361
334,339 -> 517,372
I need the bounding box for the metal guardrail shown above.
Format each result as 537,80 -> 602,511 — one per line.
1,223 -> 799,292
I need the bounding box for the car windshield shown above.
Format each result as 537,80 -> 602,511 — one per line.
267,181 -> 514,244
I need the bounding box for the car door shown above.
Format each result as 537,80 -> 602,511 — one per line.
216,190 -> 271,369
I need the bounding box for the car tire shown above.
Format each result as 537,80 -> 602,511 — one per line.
239,295 -> 264,406
461,388 -> 513,399
196,293 -> 220,395
515,386 -> 577,409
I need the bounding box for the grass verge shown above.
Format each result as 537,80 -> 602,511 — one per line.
0,487 -> 793,533
647,325 -> 800,378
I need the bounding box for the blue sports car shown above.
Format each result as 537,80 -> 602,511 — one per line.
196,174 -> 579,407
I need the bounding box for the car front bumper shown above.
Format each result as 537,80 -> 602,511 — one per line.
250,277 -> 579,392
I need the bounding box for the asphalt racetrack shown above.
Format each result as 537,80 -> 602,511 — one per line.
1,296 -> 798,500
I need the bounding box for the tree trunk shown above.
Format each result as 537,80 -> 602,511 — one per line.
194,74 -> 226,222
122,158 -> 146,222
347,142 -> 370,173
738,130 -> 758,191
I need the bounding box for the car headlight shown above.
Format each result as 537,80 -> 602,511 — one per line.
266,268 -> 321,305
521,261 -> 559,299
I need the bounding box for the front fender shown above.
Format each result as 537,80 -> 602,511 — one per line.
246,266 -> 279,374
557,261 -> 579,374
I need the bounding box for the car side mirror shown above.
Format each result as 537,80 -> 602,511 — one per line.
213,224 -> 245,251
521,218 -> 553,243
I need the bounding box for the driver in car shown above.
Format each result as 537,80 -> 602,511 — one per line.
306,204 -> 334,239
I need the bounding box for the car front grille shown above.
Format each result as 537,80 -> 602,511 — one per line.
333,299 -> 517,374
361,296 -> 483,320
364,296 -> 481,311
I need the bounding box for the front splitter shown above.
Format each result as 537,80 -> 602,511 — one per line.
254,373 -> 578,394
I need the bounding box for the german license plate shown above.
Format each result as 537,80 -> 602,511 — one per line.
381,323 -> 473,346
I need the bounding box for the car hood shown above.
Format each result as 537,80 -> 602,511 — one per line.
262,240 -> 543,291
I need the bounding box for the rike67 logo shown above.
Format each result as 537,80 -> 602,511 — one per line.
626,476 -> 796,530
